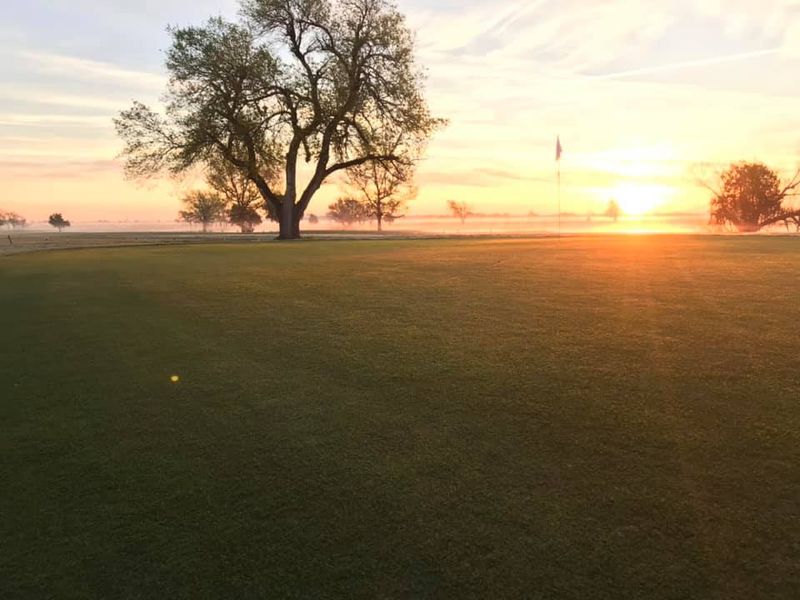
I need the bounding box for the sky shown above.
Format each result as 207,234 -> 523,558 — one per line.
2,0 -> 800,223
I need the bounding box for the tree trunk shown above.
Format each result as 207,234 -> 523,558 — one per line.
292,205 -> 302,239
278,202 -> 302,240
377,214 -> 383,232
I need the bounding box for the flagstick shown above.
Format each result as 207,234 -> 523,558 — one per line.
555,135 -> 562,239
557,160 -> 561,238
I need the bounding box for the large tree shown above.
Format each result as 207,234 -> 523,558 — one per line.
707,162 -> 800,232
115,0 -> 443,239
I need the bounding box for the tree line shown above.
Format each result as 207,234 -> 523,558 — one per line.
1,211 -> 76,232
179,150 -> 414,233
178,159 -> 268,233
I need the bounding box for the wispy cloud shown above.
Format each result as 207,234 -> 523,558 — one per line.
0,114 -> 112,127
587,48 -> 781,80
0,158 -> 120,179
0,88 -> 129,112
18,50 -> 166,90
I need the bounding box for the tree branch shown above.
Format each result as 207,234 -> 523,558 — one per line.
325,154 -> 400,177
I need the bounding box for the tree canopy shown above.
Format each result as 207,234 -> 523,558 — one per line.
207,159 -> 265,233
707,162 -> 800,232
328,197 -> 369,227
448,200 -> 471,224
48,213 -> 71,232
179,191 -> 227,232
115,0 -> 444,239
347,159 -> 413,231
1,211 -> 26,229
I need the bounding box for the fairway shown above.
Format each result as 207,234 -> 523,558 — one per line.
2,236 -> 799,598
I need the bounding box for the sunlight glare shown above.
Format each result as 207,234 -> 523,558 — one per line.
607,183 -> 674,216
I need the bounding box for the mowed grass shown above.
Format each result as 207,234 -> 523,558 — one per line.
1,236 -> 799,599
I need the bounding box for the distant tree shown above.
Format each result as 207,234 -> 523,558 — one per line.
179,191 -> 227,233
2,211 -> 27,229
448,200 -> 471,224
307,214 -> 320,225
207,160 -> 264,233
347,159 -> 414,232
114,0 -> 444,239
328,197 -> 369,228
7,213 -> 27,229
228,203 -> 263,233
706,162 -> 800,232
605,200 -> 621,222
48,213 -> 71,232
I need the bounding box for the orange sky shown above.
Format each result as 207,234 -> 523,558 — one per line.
2,0 -> 799,224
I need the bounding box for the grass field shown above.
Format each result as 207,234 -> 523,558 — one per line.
2,236 -> 799,599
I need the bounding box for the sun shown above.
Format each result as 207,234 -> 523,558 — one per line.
609,183 -> 672,216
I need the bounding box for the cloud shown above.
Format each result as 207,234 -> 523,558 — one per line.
0,158 -> 120,179
474,168 -> 552,183
17,50 -> 166,91
417,167 -> 552,188
587,48 -> 781,80
0,114 -> 112,127
782,18 -> 800,58
0,88 -> 128,112
411,0 -> 676,74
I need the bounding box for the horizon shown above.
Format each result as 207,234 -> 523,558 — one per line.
2,1 -> 800,225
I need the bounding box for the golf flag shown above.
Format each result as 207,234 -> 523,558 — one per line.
556,136 -> 563,162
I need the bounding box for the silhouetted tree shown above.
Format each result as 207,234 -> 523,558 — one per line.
307,214 -> 319,225
448,200 -> 471,224
1,211 -> 26,229
328,197 -> 369,228
179,191 -> 226,233
706,162 -> 800,232
228,203 -> 263,233
115,0 -> 444,239
347,158 -> 414,232
605,200 -> 621,222
207,160 -> 264,233
48,213 -> 71,232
